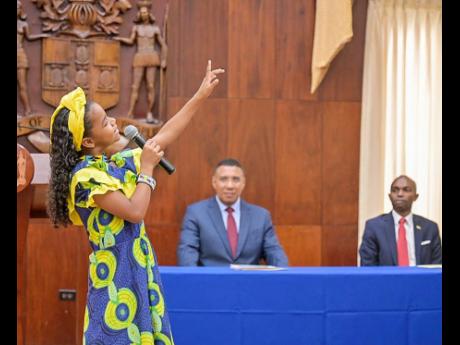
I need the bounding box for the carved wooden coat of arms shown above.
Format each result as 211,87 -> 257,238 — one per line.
34,0 -> 132,109
18,0 -> 168,152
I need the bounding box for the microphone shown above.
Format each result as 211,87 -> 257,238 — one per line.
124,125 -> 176,175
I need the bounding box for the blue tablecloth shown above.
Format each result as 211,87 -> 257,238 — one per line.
158,266 -> 441,345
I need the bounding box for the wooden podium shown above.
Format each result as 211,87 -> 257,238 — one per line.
17,144 -> 34,345
17,145 -> 51,345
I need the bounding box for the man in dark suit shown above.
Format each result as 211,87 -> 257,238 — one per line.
359,175 -> 442,266
177,158 -> 288,266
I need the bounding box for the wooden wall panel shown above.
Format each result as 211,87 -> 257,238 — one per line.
227,99 -> 275,212
321,225 -> 358,266
17,187 -> 33,345
175,98 -> 229,219
146,224 -> 181,266
228,0 -> 276,98
276,225 -> 322,266
275,0 -> 317,101
322,102 -> 361,225
317,0 -> 368,101
26,220 -> 81,345
274,100 -> 323,225
144,169 -> 179,225
179,0 -> 228,98
165,0 -> 181,98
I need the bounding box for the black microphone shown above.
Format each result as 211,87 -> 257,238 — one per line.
124,125 -> 176,175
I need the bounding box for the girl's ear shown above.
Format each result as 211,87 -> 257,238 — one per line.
81,137 -> 95,149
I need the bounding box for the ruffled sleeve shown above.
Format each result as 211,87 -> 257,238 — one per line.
67,165 -> 136,225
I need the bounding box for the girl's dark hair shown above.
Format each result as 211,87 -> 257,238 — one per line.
47,102 -> 93,227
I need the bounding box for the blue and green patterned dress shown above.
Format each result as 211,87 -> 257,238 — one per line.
67,148 -> 175,345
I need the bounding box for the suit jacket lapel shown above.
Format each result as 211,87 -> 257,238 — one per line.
236,200 -> 251,259
207,198 -> 233,259
383,213 -> 397,265
413,215 -> 423,265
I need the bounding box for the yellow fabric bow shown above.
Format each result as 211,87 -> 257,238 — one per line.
50,87 -> 87,151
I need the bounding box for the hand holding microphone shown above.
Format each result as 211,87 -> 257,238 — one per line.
124,125 -> 176,175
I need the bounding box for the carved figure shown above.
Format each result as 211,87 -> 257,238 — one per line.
115,1 -> 167,123
17,0 -> 49,116
17,149 -> 27,188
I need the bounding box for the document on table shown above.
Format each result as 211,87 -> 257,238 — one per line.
417,264 -> 442,268
230,264 -> 287,271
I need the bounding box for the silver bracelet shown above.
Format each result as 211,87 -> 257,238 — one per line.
137,173 -> 156,191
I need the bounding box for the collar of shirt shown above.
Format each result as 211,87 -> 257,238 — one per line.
215,196 -> 241,214
215,196 -> 241,232
392,210 -> 413,229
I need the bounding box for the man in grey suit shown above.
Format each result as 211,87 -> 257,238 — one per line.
359,175 -> 442,266
177,158 -> 288,266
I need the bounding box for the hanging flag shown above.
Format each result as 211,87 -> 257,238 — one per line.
310,0 -> 354,93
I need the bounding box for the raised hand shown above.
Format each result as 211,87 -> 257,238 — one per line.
195,60 -> 225,100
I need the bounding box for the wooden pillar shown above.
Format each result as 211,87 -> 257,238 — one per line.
17,144 -> 35,345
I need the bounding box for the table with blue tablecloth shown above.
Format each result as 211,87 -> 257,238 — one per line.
158,266 -> 441,345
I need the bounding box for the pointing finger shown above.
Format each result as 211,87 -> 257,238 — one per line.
211,68 -> 225,75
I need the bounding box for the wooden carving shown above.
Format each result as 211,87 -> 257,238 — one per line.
115,0 -> 168,124
18,0 -> 168,154
17,0 -> 49,117
17,144 -> 35,193
32,0 -> 132,38
41,37 -> 121,109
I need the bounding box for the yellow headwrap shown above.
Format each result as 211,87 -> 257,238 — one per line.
49,87 -> 87,151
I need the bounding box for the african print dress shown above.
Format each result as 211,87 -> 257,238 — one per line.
68,148 -> 175,345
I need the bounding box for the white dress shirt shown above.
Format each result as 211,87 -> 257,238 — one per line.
215,196 -> 241,233
392,210 -> 416,266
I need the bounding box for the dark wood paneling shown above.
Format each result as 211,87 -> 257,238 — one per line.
228,0 -> 276,99
179,0 -> 228,98
322,102 -> 361,225
17,187 -> 33,345
30,184 -> 47,215
175,98 -> 229,220
275,0 -> 317,101
227,99 -> 275,212
276,225 -> 322,266
146,224 -> 181,265
144,168 -> 180,225
166,0 -> 181,98
26,220 -> 81,345
321,225 -> 358,266
274,100 -> 322,225
317,0 -> 368,101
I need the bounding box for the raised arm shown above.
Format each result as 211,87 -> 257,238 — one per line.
114,26 -> 137,45
152,60 -> 225,149
23,25 -> 50,41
